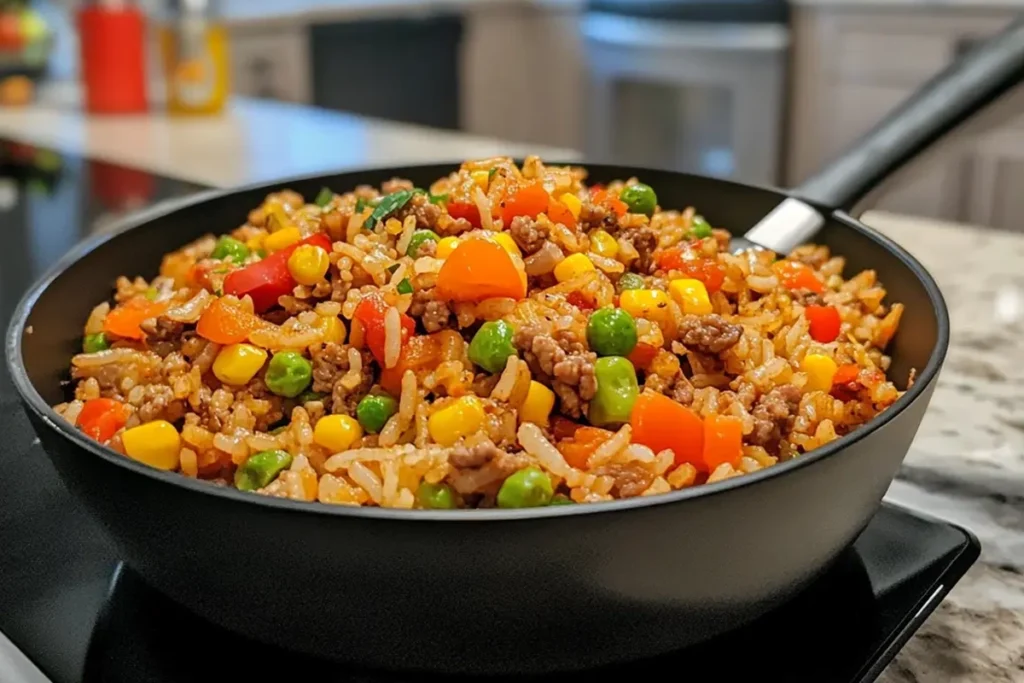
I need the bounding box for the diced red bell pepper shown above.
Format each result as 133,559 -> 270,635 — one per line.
223,233 -> 332,312
773,260 -> 825,294
566,291 -> 595,311
78,398 -> 131,443
354,291 -> 416,365
627,342 -> 659,370
446,200 -> 482,229
655,248 -> 726,293
806,305 -> 841,343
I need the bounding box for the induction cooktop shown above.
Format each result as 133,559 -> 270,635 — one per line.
0,141 -> 979,683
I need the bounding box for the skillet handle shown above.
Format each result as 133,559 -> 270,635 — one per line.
792,13 -> 1024,212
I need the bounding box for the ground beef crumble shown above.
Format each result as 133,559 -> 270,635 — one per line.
620,226 -> 658,273
448,439 -> 531,492
409,288 -> 453,332
139,317 -> 186,356
309,342 -> 374,415
515,325 -> 596,418
508,215 -> 549,255
749,385 -> 802,448
394,193 -> 443,230
594,462 -> 655,498
677,314 -> 743,355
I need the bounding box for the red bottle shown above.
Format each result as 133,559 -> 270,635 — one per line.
78,1 -> 148,114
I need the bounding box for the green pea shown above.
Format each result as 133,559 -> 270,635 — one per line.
498,467 -> 554,509
468,320 -> 517,374
416,481 -> 456,509
619,183 -> 658,217
83,332 -> 109,353
405,229 -> 441,257
265,351 -> 313,398
296,390 -> 324,404
235,449 -> 293,491
357,394 -> 399,434
550,494 -> 575,506
691,215 -> 713,239
587,308 -> 637,357
617,273 -> 646,293
211,236 -> 250,264
588,356 -> 639,427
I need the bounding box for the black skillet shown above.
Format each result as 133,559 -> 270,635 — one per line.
7,16 -> 1024,675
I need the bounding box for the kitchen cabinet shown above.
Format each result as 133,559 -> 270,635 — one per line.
787,5 -> 1024,229
459,3 -> 585,151
228,23 -> 312,104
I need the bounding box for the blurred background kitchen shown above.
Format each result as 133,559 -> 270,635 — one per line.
3,0 -> 1024,229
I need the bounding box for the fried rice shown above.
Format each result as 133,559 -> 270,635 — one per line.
55,156 -> 907,509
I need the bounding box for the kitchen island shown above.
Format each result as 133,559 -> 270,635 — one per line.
1,90 -> 1022,682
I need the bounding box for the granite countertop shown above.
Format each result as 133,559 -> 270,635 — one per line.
862,211 -> 1024,681
2,88 -> 1021,681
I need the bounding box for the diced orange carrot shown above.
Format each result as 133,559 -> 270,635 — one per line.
103,299 -> 168,340
557,426 -> 615,470
501,183 -> 549,225
196,296 -> 260,345
435,239 -> 527,302
702,414 -> 744,472
630,392 -> 705,471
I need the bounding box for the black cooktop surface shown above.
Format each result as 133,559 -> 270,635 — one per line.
0,142 -> 979,683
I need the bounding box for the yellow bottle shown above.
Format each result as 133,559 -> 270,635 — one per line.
160,0 -> 230,115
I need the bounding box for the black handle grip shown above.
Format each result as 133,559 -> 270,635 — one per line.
793,13 -> 1024,211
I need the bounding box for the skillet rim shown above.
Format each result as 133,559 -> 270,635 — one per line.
5,162 -> 951,522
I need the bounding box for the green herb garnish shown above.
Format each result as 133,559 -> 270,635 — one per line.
397,278 -> 413,295
365,189 -> 414,230
428,192 -> 448,205
488,167 -> 497,181
314,187 -> 334,208
355,197 -> 367,214
386,263 -> 401,275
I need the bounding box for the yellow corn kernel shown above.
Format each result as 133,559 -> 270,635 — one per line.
314,415 -> 363,453
316,315 -> 346,344
554,253 -> 596,283
287,244 -> 331,285
213,343 -> 268,386
519,381 -> 555,427
491,231 -> 522,258
619,289 -> 671,323
560,193 -> 582,219
802,353 -> 838,393
266,202 -> 293,232
668,278 -> 713,315
122,420 -> 181,471
471,170 -> 490,189
264,226 -> 302,253
437,236 -> 461,259
245,234 -> 266,253
428,396 -> 486,447
589,229 -> 619,259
